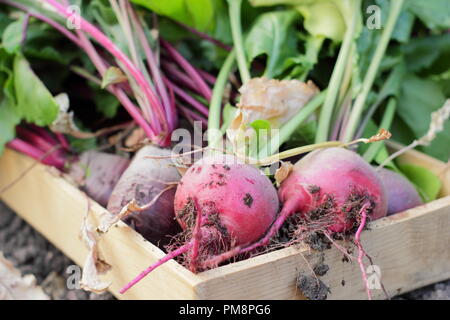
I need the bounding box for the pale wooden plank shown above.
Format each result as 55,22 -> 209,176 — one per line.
0,149 -> 200,300
1,144 -> 449,300
195,196 -> 450,299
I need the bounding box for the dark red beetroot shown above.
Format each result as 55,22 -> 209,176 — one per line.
377,168 -> 423,215
69,151 -> 130,207
107,145 -> 181,245
119,153 -> 279,294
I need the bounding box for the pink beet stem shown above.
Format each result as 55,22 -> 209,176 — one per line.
43,0 -> 167,136
163,61 -> 205,96
202,198 -> 298,269
197,68 -> 217,86
15,127 -> 65,167
55,133 -> 70,151
355,203 -> 372,300
7,138 -> 64,169
161,39 -> 212,101
27,125 -> 58,146
120,242 -> 192,294
128,4 -> 177,132
168,80 -> 209,116
178,105 -> 208,127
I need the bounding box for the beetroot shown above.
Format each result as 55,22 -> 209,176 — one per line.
278,147 -> 387,233
119,153 -> 279,293
69,151 -> 130,207
201,148 -> 388,290
107,145 -> 181,244
377,168 -> 423,215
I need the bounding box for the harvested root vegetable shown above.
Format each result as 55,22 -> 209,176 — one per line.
377,168 -> 423,215
277,147 -> 387,233
200,148 -> 388,299
69,151 -> 130,207
119,153 -> 279,293
107,145 -> 181,244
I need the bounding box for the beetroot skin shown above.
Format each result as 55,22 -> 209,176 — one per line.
174,154 -> 279,247
279,147 -> 388,233
107,145 -> 181,245
69,151 -> 130,207
377,168 -> 423,215
119,153 -> 279,293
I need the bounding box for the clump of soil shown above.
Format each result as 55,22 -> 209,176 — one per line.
296,273 -> 330,300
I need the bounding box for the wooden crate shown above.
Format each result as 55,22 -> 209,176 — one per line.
0,144 -> 449,300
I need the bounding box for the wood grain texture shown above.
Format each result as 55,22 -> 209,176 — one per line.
0,149 -> 200,300
0,145 -> 449,300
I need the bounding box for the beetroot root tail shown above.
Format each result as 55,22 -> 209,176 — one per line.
119,242 -> 192,294
354,202 -> 372,300
189,198 -> 203,272
201,199 -> 298,269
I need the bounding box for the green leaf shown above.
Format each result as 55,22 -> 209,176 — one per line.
2,16 -> 26,54
13,54 -> 59,126
131,0 -> 215,32
395,74 -> 450,161
93,90 -> 120,118
397,163 -> 442,203
101,66 -> 127,89
249,119 -> 272,157
406,0 -> 450,30
0,99 -> 20,155
251,0 -> 352,43
221,103 -> 238,131
402,34 -> 450,75
245,10 -> 299,78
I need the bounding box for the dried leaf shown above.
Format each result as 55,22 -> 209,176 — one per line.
125,127 -> 146,148
236,77 -> 319,127
50,93 -> 96,139
97,184 -> 176,234
227,78 -> 319,152
96,200 -> 140,234
101,67 -> 128,89
274,161 -> 293,186
417,99 -> 450,146
79,201 -> 111,293
0,252 -> 49,300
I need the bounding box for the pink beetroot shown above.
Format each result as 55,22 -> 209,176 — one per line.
119,153 -> 279,293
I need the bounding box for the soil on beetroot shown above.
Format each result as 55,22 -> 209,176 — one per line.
0,200 -> 448,300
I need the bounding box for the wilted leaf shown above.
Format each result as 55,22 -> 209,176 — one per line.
0,252 -> 49,300
79,202 -> 111,294
50,93 -> 96,139
274,161 -> 293,186
236,77 -> 319,127
101,66 -> 127,89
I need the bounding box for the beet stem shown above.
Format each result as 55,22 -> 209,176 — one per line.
201,198 -> 298,269
119,242 -> 192,294
354,203 -> 372,300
